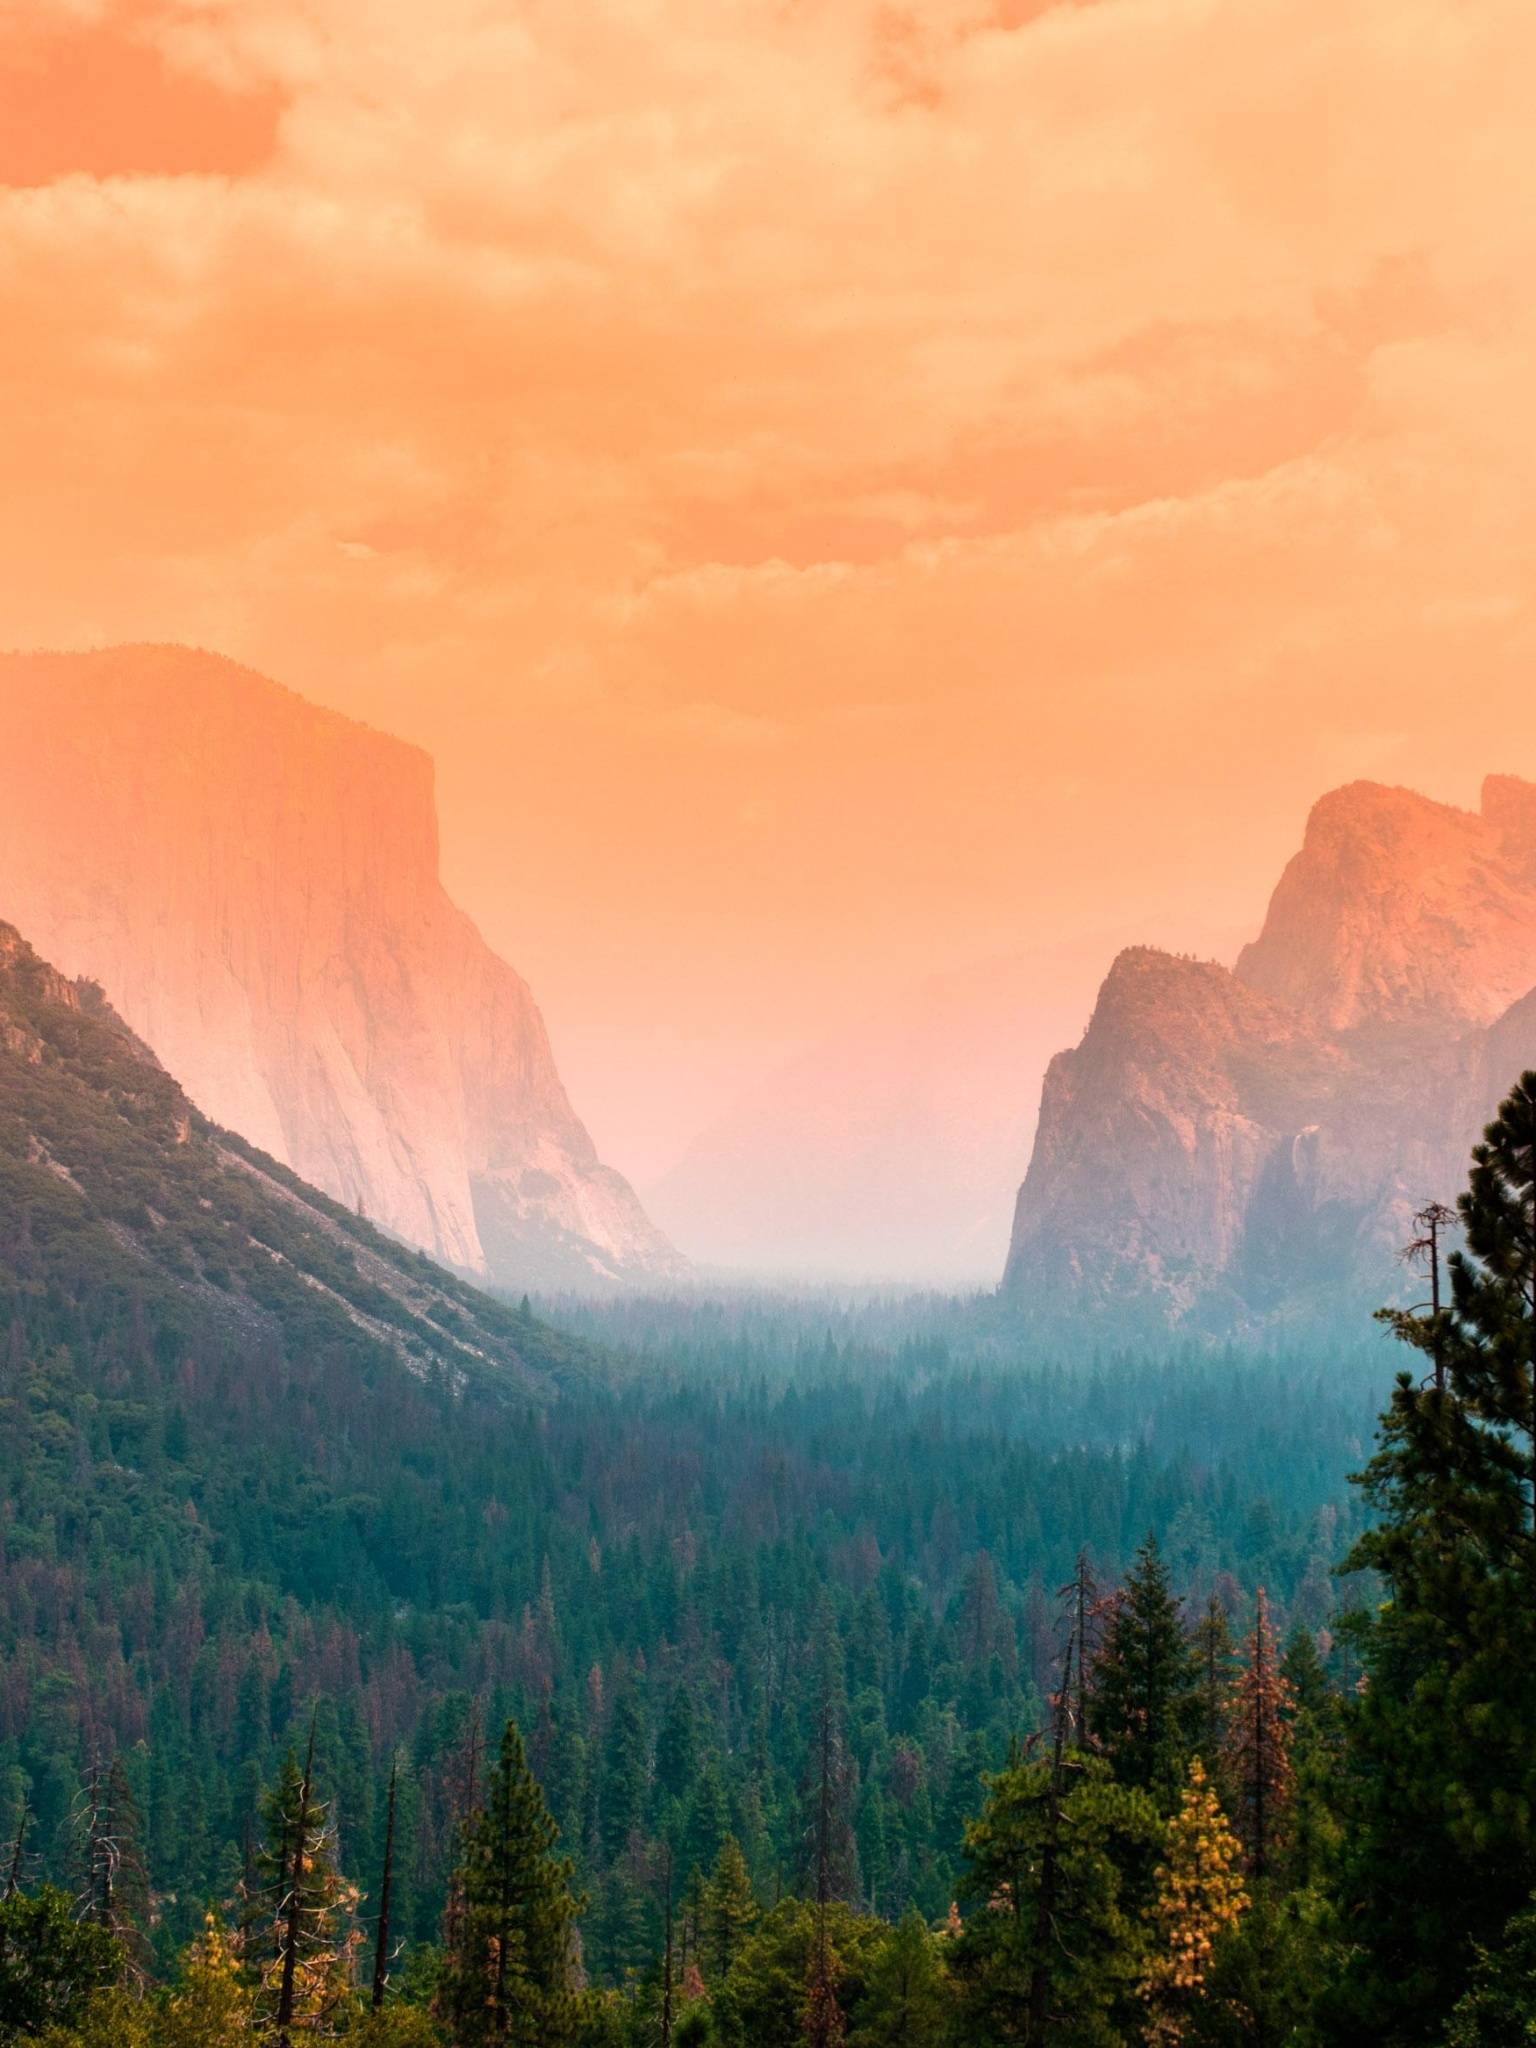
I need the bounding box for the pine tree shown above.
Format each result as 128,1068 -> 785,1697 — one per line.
797,1620 -> 860,1910
849,1911 -> 953,2048
704,1833 -> 758,1982
1062,1551 -> 1102,1746
656,1688 -> 700,1810
1444,1891 -> 1536,2047
801,1611 -> 859,2048
1338,1072 -> 1536,2043
439,1698 -> 485,1974
951,1752 -> 1159,2047
1090,1536 -> 1195,1806
1140,1758 -> 1248,2045
252,1730 -> 361,2042
1185,1597 -> 1238,1779
1222,1591 -> 1292,1880
950,1571 -> 1160,2045
436,1715 -> 581,2046
601,1691 -> 649,1862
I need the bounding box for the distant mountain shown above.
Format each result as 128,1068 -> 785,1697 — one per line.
1003,776 -> 1536,1331
648,944 -> 1116,1282
0,918 -> 593,1392
0,646 -> 685,1293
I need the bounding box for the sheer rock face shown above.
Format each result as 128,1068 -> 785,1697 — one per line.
0,645 -> 685,1292
1236,778 -> 1536,1033
1004,776 -> 1536,1327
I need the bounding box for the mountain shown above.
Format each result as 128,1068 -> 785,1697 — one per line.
1002,776 -> 1536,1330
648,944 -> 1115,1282
0,645 -> 685,1293
0,917 -> 592,1393
1235,774 -> 1536,1033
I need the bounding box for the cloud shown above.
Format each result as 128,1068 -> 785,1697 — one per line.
2,0 -> 1536,1130
0,4 -> 282,183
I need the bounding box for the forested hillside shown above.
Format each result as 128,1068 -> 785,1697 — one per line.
5,919 -> 1536,2046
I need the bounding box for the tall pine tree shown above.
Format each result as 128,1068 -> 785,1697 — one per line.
1339,1072 -> 1536,2045
436,1716 -> 581,2047
1090,1536 -> 1195,1807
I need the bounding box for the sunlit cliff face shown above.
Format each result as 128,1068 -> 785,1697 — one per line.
4,0 -> 1536,1182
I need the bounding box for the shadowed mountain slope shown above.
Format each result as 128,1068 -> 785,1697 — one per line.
0,919 -> 592,1395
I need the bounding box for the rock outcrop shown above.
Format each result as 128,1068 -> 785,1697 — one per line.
1003,776 -> 1536,1329
0,645 -> 686,1292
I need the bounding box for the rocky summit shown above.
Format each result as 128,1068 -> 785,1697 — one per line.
1003,775 -> 1536,1331
0,646 -> 686,1293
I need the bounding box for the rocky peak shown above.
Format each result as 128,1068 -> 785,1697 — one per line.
1004,772 -> 1536,1331
1234,776 -> 1536,1034
1003,947 -> 1341,1314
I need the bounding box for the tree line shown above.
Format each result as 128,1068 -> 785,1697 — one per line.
7,1048 -> 1536,2041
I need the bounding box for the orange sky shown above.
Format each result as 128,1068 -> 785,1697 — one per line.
4,0 -> 1536,1185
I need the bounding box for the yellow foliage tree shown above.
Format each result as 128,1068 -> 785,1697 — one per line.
1141,1759 -> 1249,2045
159,1914 -> 255,2048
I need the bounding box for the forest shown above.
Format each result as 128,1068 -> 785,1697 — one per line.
3,918 -> 1536,2045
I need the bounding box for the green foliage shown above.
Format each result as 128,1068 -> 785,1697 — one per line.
708,1899 -> 886,2048
1184,1881 -> 1339,2048
701,1836 -> 757,1985
436,1718 -> 580,2047
32,1987 -> 153,2048
155,1916 -> 253,2048
846,1910 -> 954,2047
1445,1892 -> 1536,2048
31,907 -> 1536,2048
1090,1536 -> 1196,1807
0,1885 -> 123,2039
1339,1072 -> 1536,2043
951,1754 -> 1160,2047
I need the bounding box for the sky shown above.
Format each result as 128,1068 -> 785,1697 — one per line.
3,0 -> 1536,1191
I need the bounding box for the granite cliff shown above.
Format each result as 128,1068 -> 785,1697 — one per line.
1003,776 -> 1536,1329
0,645 -> 685,1292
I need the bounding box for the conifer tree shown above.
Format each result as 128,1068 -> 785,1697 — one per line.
253,1729 -> 360,2042
600,1691 -> 649,1862
1185,1597 -> 1238,1779
436,1715 -> 580,2047
848,1911 -> 953,2048
1222,1591 -> 1292,1880
440,1697 -> 485,1969
797,1620 -> 860,1910
704,1834 -> 758,1982
656,1688 -> 701,1810
1340,1072 -> 1536,2042
1444,1891 -> 1536,2047
952,1749 -> 1158,2046
1062,1551 -> 1102,1746
951,1571 -> 1159,2045
1140,1758 -> 1248,2045
1090,1536 -> 1195,1805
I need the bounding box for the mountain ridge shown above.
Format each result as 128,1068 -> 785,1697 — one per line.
0,915 -> 594,1394
1003,774 -> 1536,1329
